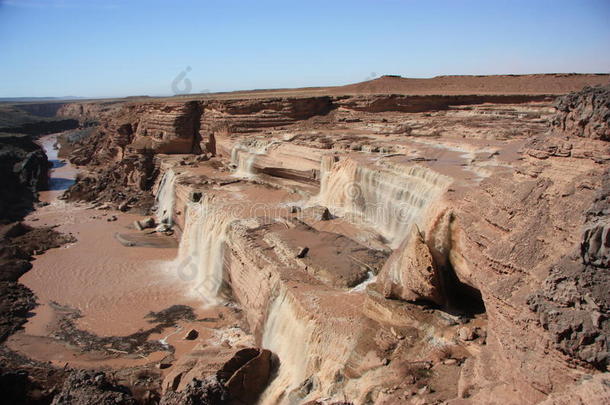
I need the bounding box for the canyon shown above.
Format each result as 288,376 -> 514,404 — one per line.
0,74 -> 609,404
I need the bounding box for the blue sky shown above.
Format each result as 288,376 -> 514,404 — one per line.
1,0 -> 609,98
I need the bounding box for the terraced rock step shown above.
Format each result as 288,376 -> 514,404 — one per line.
3,78 -> 609,404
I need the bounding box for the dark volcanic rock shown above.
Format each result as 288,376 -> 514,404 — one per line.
552,85 -> 610,141
0,346 -> 70,405
0,223 -> 76,283
0,135 -> 49,222
0,118 -> 79,136
160,376 -> 228,405
528,170 -> 610,370
50,304 -> 195,357
528,258 -> 610,369
51,370 -> 136,405
145,305 -> 196,324
0,223 -> 75,342
0,282 -> 36,342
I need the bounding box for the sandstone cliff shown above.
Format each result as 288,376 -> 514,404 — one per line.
30,78 -> 610,404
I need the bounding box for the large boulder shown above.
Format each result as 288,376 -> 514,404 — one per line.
377,227 -> 442,305
161,347 -> 272,405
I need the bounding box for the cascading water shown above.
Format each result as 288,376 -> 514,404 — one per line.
319,154 -> 336,186
155,169 -> 177,227
230,138 -> 279,177
259,290 -> 315,404
318,158 -> 451,248
233,150 -> 257,176
174,196 -> 235,305
258,287 -> 354,404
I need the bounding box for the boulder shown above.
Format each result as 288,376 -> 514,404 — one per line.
377,227 -> 442,305
301,205 -> 332,221
582,222 -> 610,267
135,217 -> 156,231
184,329 -> 199,340
220,348 -> 272,403
296,246 -> 309,259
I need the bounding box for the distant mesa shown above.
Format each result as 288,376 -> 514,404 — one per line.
334,73 -> 610,95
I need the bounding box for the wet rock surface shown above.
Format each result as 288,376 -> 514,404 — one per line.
378,227 -> 442,305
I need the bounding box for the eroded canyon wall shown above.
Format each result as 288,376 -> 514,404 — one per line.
0,135 -> 49,222
50,82 -> 610,404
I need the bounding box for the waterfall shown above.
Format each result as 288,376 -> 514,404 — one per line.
174,196 -> 235,305
259,290 -> 315,404
155,169 -> 177,227
258,288 -> 353,404
232,148 -> 258,177
230,138 -> 278,177
318,158 -> 451,248
319,154 -> 336,187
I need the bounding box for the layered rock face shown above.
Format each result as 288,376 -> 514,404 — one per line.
130,101 -> 201,154
446,161 -> 607,402
200,97 -> 333,135
334,94 -> 550,113
60,101 -> 203,211
443,86 -> 610,403
52,81 -> 610,404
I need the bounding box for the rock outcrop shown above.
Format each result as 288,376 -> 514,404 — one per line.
528,170 -> 610,370
51,370 -> 136,405
378,227 -> 442,305
0,222 -> 75,341
552,85 -> 610,141
130,101 -> 202,154
0,135 -> 49,222
63,150 -> 157,213
161,347 -> 272,405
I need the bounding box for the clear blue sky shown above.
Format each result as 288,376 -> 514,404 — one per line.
1,0 -> 609,98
